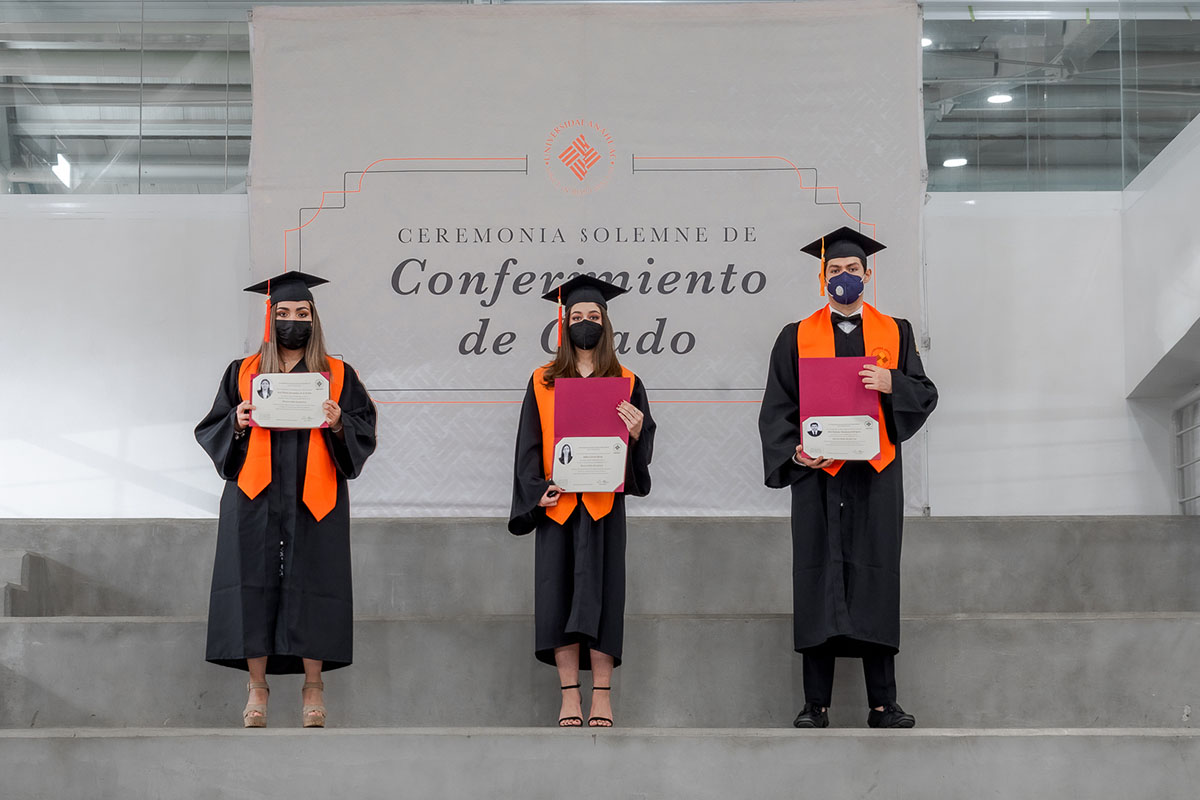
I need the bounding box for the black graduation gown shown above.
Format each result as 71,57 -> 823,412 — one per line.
508,373 -> 655,670
195,358 -> 377,674
758,314 -> 937,656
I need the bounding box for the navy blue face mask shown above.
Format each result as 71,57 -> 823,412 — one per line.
826,272 -> 865,305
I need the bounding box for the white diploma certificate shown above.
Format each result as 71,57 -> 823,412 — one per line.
801,415 -> 881,461
551,436 -> 628,493
249,372 -> 330,429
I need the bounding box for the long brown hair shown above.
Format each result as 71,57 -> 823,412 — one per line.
254,301 -> 331,374
541,306 -> 623,387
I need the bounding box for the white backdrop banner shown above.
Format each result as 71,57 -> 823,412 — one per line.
247,1 -> 925,517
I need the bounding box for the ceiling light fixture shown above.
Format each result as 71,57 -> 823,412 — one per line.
987,93 -> 1014,104
943,157 -> 968,168
921,37 -> 933,47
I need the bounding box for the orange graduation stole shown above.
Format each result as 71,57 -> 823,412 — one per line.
532,365 -> 636,525
797,303 -> 900,477
236,354 -> 345,521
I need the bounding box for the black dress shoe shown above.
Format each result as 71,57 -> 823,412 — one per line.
793,702 -> 830,729
867,703 -> 916,728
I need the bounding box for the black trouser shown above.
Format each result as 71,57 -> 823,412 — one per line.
802,651 -> 897,708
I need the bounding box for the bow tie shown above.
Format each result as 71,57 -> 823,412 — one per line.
832,313 -> 861,326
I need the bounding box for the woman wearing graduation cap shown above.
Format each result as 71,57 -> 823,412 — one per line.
508,275 -> 656,728
195,270 -> 377,728
758,227 -> 937,729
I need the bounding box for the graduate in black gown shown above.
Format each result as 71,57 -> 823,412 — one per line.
508,275 -> 656,728
195,271 -> 377,728
758,228 -> 937,729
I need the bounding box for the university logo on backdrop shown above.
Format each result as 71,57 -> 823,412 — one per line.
545,119 -> 617,196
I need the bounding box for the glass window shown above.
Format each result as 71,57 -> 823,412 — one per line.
924,3 -> 1200,190
1178,399 -> 1200,515
0,1 -> 463,194
0,5 -> 250,193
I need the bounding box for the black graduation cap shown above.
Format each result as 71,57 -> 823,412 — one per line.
541,274 -> 629,310
244,270 -> 329,304
800,226 -> 886,265
244,270 -> 328,343
542,274 -> 628,349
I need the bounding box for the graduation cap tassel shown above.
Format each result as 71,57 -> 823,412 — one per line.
556,287 -> 563,349
262,279 -> 272,344
818,237 -> 826,297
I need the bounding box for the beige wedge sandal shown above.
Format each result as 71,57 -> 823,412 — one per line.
302,680 -> 326,728
243,681 -> 269,728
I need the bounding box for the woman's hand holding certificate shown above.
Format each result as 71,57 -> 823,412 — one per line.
616,400 -> 645,440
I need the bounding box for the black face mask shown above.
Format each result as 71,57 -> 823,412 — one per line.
275,319 -> 312,350
568,319 -> 604,350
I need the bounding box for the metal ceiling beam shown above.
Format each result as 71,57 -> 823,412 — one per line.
7,160 -> 246,185
0,50 -> 251,83
0,82 -> 250,106
921,1 -> 1199,21
0,0 -> 420,24
927,167 -> 1127,191
12,120 -> 251,137
0,22 -> 249,51
924,50 -> 1200,81
926,94 -> 1200,116
1054,19 -> 1120,75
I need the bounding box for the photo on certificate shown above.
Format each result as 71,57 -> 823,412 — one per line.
249,372 -> 331,429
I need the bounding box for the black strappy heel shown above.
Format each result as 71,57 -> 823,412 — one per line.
588,686 -> 613,728
558,684 -> 583,727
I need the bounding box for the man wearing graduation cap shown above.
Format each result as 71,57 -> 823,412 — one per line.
758,227 -> 937,729
195,270 -> 377,728
508,274 -> 656,729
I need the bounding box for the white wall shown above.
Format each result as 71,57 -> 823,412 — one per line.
0,190 -> 1186,518
0,196 -> 248,517
1123,113 -> 1200,398
924,192 -> 1174,516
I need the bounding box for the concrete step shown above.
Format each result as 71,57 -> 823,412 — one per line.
0,550 -> 24,617
0,550 -> 25,587
2,727 -> 1197,800
0,550 -> 45,617
2,516 -> 1198,617
2,613 -> 1196,730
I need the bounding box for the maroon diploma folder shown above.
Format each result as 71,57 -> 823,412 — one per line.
797,357 -> 882,461
553,377 -> 632,492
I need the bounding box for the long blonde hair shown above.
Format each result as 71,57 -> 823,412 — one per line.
255,301 -> 330,373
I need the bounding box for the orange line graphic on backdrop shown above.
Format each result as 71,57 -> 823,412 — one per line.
634,154 -> 879,306
281,156 -> 526,271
